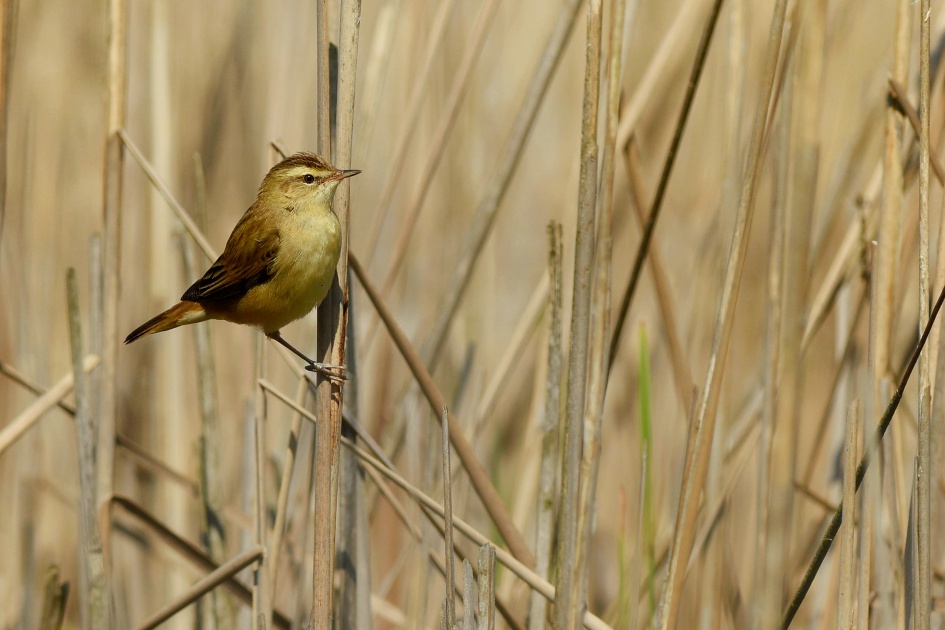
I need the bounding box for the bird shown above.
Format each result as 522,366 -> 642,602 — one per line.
124,152 -> 359,380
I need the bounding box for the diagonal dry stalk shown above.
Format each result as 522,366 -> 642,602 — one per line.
337,434 -> 612,630
0,356 -> 100,455
349,252 -> 534,567
608,0 -> 725,375
782,278 -> 945,626
133,547 -> 264,630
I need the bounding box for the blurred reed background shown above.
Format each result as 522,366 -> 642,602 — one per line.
2,0 -> 945,627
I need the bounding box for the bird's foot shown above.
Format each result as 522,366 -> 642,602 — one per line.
305,361 -> 347,383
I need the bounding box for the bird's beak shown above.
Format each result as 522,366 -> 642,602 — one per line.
333,169 -> 361,181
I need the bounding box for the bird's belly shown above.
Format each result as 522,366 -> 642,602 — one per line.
234,213 -> 341,333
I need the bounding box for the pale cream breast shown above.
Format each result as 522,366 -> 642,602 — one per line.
231,209 -> 341,333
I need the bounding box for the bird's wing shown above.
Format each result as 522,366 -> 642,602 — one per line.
182,211 -> 281,303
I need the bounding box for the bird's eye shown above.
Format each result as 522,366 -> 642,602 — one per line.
303,173 -> 316,184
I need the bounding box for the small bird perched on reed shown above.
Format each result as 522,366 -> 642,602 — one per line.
125,152 -> 359,380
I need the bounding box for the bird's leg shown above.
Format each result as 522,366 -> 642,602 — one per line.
266,331 -> 347,382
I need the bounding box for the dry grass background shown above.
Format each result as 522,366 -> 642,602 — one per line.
3,0 -> 945,628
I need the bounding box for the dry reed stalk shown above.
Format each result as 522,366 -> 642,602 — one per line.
875,0 -> 911,438
836,400 -> 860,629
614,0 -> 708,150
119,130 -> 216,260
0,0 -> 14,237
887,80 -> 945,186
658,0 -> 786,626
311,0 -> 360,622
917,2 -> 932,627
251,336 -> 270,628
420,0 -> 582,367
555,0 -> 603,622
0,360 -> 77,415
98,0 -> 126,547
0,355 -> 99,455
179,231 -> 233,630
133,547 -> 264,630
349,252 -> 534,566
268,376 -> 308,590
607,0 -> 724,378
477,544 -> 496,630
458,560 -> 472,630
575,0 -> 627,618
528,222 -> 562,630
311,0 -> 334,619
66,269 -> 109,628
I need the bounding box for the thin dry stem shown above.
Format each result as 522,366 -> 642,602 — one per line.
349,252 -> 534,567
555,0 -> 603,623
119,130 -> 216,259
916,1 -> 932,626
311,0 -> 360,622
0,355 -> 100,456
134,547 -> 264,630
608,0 -> 726,375
574,0 -> 627,619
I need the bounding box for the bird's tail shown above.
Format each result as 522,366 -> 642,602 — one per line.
124,301 -> 208,344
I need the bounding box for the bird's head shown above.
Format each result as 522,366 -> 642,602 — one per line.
260,152 -> 360,210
